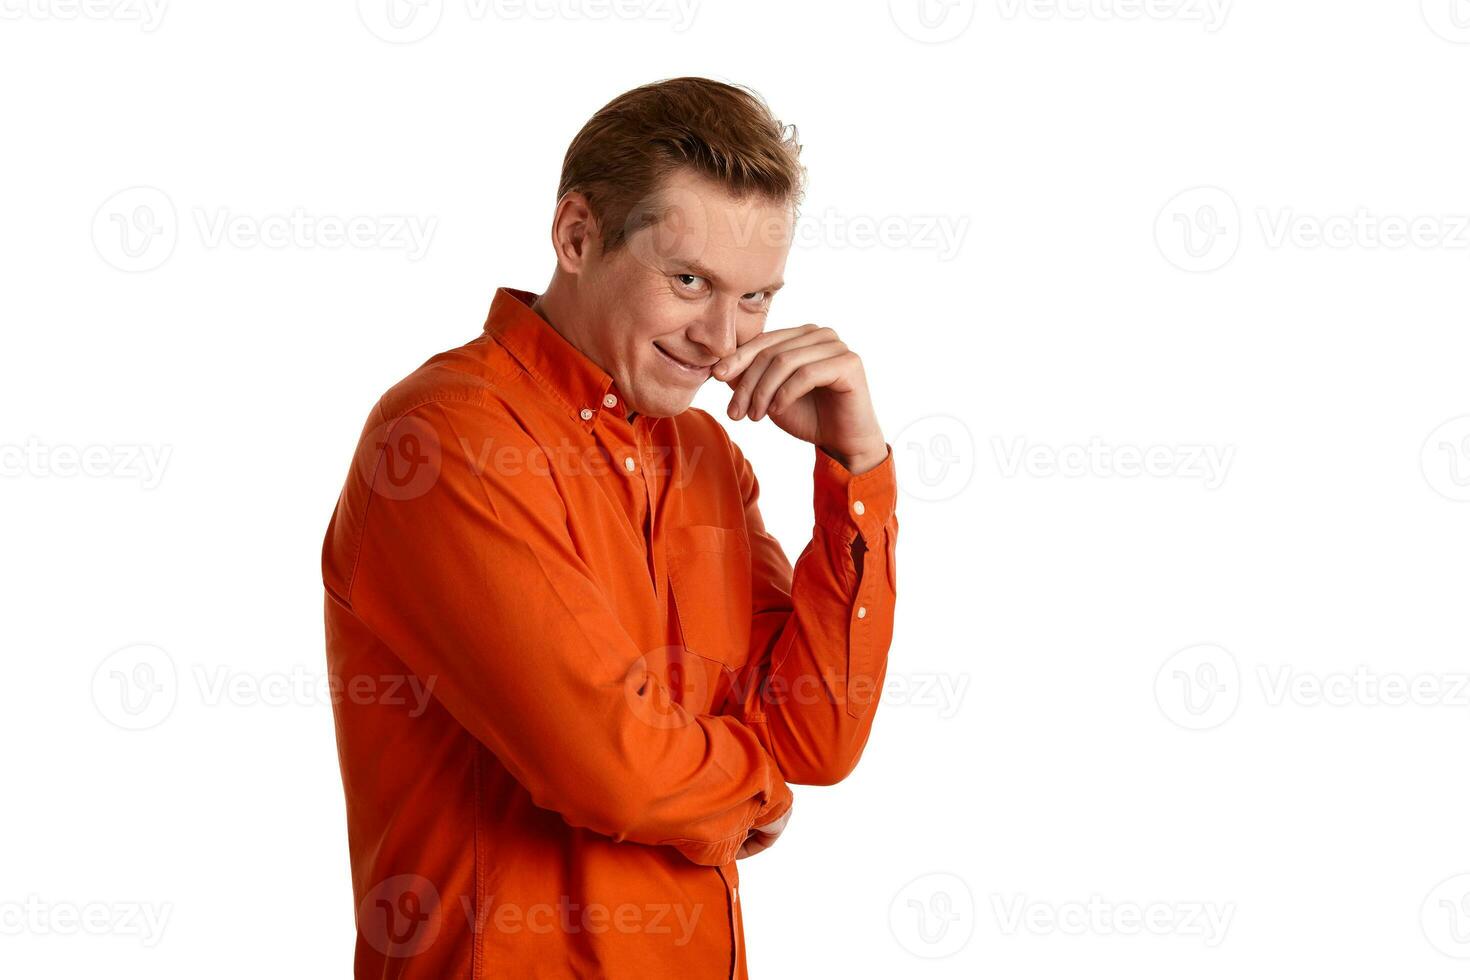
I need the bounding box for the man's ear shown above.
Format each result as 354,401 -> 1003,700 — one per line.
549,191 -> 600,275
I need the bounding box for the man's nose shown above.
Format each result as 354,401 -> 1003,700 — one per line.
686,299 -> 739,360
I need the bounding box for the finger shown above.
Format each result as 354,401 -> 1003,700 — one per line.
725,332 -> 802,419
715,324 -> 831,384
738,835 -> 773,859
728,332 -> 842,419
715,325 -> 818,383
745,342 -> 850,421
763,349 -> 859,418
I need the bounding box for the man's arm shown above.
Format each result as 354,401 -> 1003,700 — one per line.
340,398 -> 792,866
719,437 -> 899,786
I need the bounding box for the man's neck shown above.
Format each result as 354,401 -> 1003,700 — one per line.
534,282 -> 640,425
530,287 -> 584,355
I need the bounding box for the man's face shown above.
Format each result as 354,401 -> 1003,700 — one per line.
576,169 -> 794,419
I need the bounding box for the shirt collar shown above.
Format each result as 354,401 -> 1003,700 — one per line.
482,287 -> 638,432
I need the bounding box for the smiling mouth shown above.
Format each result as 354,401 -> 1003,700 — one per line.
654,343 -> 713,377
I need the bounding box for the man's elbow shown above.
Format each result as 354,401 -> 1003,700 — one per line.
782,743 -> 867,787
531,772 -> 663,844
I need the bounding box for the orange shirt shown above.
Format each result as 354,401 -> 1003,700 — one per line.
321,287 -> 899,978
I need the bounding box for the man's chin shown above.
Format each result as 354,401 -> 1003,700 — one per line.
628,389 -> 698,419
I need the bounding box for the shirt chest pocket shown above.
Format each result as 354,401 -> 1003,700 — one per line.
666,524 -> 753,675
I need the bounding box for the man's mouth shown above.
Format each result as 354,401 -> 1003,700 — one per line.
653,343 -> 713,379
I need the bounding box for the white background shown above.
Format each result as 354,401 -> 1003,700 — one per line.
3,0 -> 1470,977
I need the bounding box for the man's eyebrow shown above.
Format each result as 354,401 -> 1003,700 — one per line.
677,258 -> 784,295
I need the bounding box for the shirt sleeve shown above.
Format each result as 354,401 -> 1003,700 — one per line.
342,398 -> 792,866
721,439 -> 899,786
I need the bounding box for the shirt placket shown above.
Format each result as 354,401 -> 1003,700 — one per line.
585,390 -> 660,593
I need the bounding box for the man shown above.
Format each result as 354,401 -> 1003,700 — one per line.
321,77 -> 899,978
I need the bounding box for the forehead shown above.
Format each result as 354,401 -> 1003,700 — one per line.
644,169 -> 792,284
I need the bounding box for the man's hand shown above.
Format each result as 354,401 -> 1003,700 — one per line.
713,324 -> 887,475
736,805 -> 792,860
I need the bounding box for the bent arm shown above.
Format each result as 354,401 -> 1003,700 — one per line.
722,440 -> 899,785
344,399 -> 791,865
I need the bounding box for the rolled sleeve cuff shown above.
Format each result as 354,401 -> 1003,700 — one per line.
813,442 -> 897,544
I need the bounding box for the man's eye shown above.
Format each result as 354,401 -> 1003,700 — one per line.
674,274 -> 707,291
742,290 -> 768,305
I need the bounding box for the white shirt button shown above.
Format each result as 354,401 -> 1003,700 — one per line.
624,456 -> 636,472
857,605 -> 867,619
603,393 -> 618,408
853,499 -> 865,516
579,408 -> 594,421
